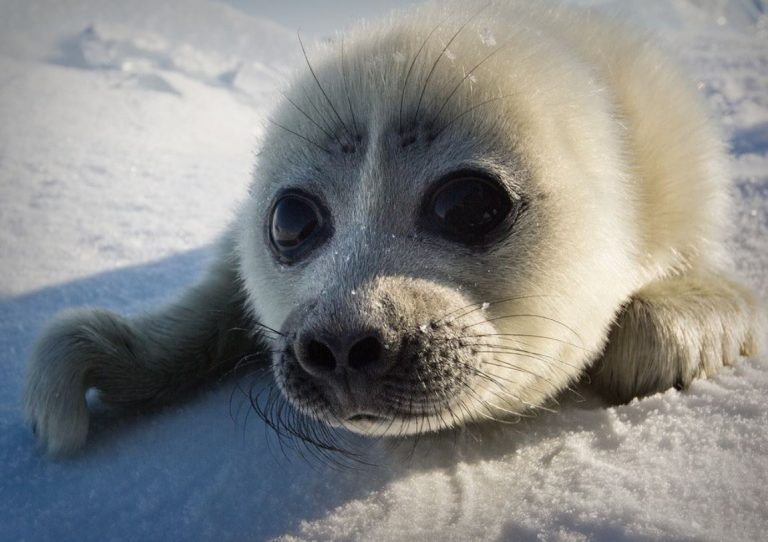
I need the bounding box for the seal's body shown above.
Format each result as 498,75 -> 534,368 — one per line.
24,2 -> 763,455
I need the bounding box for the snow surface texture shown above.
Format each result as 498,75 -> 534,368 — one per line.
1,0 -> 766,540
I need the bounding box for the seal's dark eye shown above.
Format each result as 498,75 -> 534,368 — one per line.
424,173 -> 517,244
269,193 -> 326,262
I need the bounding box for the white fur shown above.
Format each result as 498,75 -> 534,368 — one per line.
23,1 -> 763,455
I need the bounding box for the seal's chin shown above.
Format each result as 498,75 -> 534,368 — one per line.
333,407 -> 461,437
341,412 -> 394,434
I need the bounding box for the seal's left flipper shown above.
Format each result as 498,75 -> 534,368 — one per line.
590,271 -> 764,404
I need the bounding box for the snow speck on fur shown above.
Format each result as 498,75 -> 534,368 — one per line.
1,1 -> 767,540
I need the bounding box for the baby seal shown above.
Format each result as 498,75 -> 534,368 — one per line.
23,1 -> 764,455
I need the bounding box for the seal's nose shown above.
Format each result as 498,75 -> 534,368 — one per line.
296,332 -> 388,378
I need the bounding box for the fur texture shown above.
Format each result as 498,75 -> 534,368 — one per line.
23,1 -> 763,455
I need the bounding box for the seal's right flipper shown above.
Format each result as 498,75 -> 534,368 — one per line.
22,233 -> 265,456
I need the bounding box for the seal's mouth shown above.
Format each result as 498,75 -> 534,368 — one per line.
346,413 -> 390,423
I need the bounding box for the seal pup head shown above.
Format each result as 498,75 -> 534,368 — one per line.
236,3 -> 641,437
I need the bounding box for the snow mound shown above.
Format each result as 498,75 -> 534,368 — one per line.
55,22 -> 285,99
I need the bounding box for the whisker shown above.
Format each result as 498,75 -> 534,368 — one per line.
470,333 -> 588,351
267,118 -> 331,154
479,358 -> 559,393
223,324 -> 281,340
470,344 -> 582,372
454,357 -> 551,410
227,360 -> 267,427
412,2 -> 491,124
241,392 -> 377,463
440,294 -> 556,325
463,313 -> 582,342
421,365 -> 531,422
432,93 -> 516,138
470,348 -> 578,381
470,369 -> 558,415
340,36 -> 360,138
399,12 -> 451,133
300,85 -> 341,143
459,377 -> 530,422
430,38 -> 510,127
281,91 -> 337,142
297,32 -> 354,141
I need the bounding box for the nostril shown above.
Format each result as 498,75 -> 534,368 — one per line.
305,340 -> 336,372
348,336 -> 382,370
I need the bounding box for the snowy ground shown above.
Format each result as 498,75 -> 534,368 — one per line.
1,1 -> 766,540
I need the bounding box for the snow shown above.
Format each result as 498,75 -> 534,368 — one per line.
1,0 -> 766,540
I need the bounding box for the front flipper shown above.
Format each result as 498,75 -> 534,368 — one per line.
22,237 -> 266,456
590,271 -> 764,404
